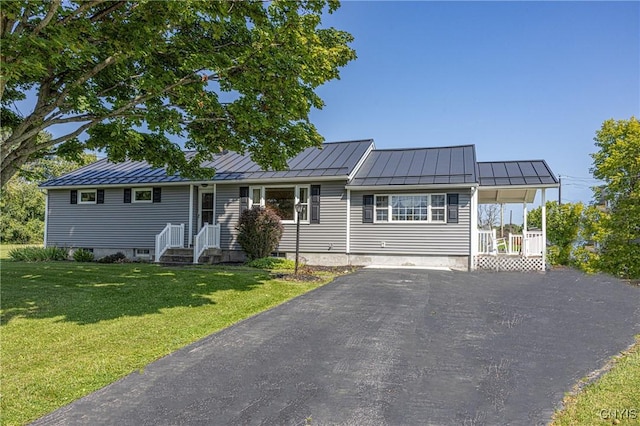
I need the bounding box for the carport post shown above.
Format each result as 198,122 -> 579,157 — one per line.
522,202 -> 528,255
541,189 -> 546,271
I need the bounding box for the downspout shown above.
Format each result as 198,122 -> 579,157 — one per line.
188,184 -> 194,247
346,188 -> 351,262
541,188 -> 546,271
43,189 -> 49,247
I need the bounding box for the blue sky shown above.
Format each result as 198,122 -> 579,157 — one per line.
310,1 -> 640,206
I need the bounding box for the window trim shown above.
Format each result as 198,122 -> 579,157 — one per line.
249,184 -> 310,224
132,187 -> 153,203
78,189 -> 97,204
373,193 -> 448,224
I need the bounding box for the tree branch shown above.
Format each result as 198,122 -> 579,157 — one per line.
90,1 -> 127,22
32,0 -> 61,36
58,0 -> 108,25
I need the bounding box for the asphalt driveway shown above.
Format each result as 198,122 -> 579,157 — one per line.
34,268 -> 640,426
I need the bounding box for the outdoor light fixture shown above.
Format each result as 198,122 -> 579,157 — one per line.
294,202 -> 303,275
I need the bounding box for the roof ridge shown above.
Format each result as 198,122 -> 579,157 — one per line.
372,144 -> 475,152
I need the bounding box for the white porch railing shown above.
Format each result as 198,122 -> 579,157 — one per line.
193,223 -> 221,264
155,223 -> 185,262
524,231 -> 544,256
477,230 -> 544,256
478,229 -> 495,254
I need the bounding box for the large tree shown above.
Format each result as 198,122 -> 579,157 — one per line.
0,0 -> 356,187
590,117 -> 640,278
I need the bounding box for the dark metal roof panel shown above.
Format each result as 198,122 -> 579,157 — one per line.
41,140 -> 373,187
349,145 -> 478,186
477,160 -> 558,187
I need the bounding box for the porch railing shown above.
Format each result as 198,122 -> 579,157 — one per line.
477,229 -> 544,256
155,223 -> 184,262
193,223 -> 221,264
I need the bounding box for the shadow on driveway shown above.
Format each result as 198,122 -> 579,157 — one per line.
34,269 -> 640,426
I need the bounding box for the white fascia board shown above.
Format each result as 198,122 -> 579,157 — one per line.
345,183 -> 478,191
347,141 -> 376,183
478,183 -> 559,190
41,176 -> 349,190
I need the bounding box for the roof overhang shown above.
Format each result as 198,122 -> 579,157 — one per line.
478,184 -> 559,204
345,183 -> 477,191
40,175 -> 350,190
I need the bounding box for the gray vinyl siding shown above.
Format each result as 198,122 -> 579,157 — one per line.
350,189 -> 471,255
215,184 -> 242,251
215,181 -> 348,253
46,186 -> 191,249
278,182 -> 347,252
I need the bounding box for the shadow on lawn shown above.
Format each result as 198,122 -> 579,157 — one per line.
1,263 -> 269,325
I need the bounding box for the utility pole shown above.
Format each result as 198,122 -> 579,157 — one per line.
558,175 -> 562,205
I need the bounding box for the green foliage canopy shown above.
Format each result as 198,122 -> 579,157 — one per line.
528,201 -> 584,265
0,153 -> 95,243
590,117 -> 640,278
0,1 -> 356,186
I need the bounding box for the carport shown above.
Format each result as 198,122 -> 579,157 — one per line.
472,160 -> 560,271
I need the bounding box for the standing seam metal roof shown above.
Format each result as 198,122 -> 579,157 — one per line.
348,145 -> 478,186
477,160 -> 558,186
40,140 -> 374,187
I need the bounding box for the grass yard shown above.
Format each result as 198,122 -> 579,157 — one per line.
1,261 -> 330,426
552,336 -> 640,426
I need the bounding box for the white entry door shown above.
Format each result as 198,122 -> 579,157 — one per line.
199,189 -> 215,229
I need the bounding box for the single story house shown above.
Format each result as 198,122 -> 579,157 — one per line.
40,139 -> 559,271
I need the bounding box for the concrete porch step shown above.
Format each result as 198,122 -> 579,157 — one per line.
159,247 -> 222,265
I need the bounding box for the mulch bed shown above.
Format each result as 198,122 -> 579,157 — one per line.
271,265 -> 362,282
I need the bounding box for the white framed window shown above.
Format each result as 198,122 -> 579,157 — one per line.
249,185 -> 310,223
79,189 -> 97,204
133,188 -> 152,203
374,193 -> 447,223
375,195 -> 389,221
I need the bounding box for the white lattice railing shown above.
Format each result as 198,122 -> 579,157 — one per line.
193,223 -> 221,264
155,223 -> 185,262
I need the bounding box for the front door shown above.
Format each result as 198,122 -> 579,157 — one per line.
199,190 -> 214,228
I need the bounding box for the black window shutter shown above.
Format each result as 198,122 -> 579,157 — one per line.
310,185 -> 321,224
240,186 -> 249,214
447,193 -> 459,224
152,187 -> 161,203
124,188 -> 131,203
70,190 -> 77,204
363,195 -> 374,223
97,189 -> 105,204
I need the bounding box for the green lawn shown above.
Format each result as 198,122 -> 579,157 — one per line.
552,336 -> 640,425
1,261 -> 329,426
